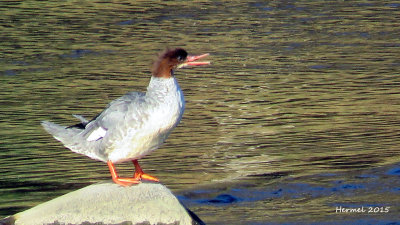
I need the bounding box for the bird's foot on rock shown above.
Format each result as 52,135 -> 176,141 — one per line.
134,171 -> 159,182
133,160 -> 160,182
112,177 -> 140,187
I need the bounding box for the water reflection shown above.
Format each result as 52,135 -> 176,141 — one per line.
1,0 -> 400,224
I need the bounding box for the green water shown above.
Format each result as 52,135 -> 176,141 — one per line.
1,1 -> 400,224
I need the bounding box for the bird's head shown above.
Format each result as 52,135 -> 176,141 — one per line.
152,48 -> 210,78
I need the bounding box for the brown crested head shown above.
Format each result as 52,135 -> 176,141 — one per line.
151,48 -> 188,78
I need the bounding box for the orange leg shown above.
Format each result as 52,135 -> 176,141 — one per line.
107,161 -> 140,187
133,160 -> 159,182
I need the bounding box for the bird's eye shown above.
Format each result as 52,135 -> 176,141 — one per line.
177,55 -> 184,62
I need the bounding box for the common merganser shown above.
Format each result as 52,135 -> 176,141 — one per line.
41,48 -> 210,186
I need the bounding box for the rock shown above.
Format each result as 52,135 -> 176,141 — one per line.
0,181 -> 205,225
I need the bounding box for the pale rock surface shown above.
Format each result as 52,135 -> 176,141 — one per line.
0,182 -> 204,225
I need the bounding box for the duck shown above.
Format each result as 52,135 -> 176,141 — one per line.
41,48 -> 210,186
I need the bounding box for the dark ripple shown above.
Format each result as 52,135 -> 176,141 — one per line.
202,194 -> 240,204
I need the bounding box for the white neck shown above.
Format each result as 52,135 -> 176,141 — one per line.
146,76 -> 180,98
145,76 -> 185,117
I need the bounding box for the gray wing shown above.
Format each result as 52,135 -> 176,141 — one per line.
81,91 -> 146,142
42,91 -> 146,162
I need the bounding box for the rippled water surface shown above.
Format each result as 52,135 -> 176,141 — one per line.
1,1 -> 400,224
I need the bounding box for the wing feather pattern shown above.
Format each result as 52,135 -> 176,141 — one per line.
42,91 -> 146,162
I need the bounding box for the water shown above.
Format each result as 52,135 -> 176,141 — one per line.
1,1 -> 400,224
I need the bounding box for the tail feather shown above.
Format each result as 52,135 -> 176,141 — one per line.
41,121 -> 106,162
72,114 -> 89,125
41,121 -> 79,144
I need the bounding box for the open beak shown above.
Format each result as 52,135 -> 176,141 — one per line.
178,53 -> 210,68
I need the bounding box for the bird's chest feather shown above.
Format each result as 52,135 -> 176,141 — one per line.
145,100 -> 183,135
139,86 -> 184,135
108,88 -> 184,162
